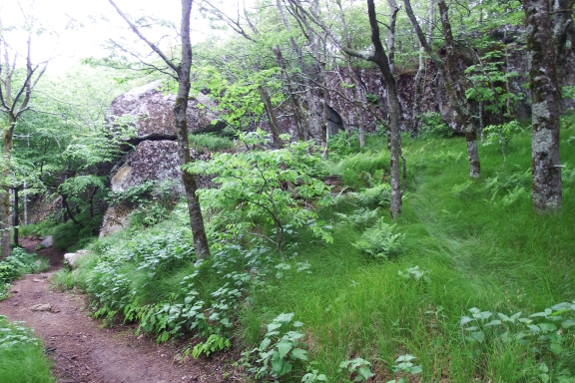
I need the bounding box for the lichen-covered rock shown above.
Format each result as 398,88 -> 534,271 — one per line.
106,81 -> 220,138
99,82 -> 219,237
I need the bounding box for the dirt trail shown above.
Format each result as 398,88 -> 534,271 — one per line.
0,240 -> 239,383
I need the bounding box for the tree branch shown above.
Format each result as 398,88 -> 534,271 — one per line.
108,0 -> 180,74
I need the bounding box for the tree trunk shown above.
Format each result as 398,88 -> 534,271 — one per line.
108,0 -> 211,258
13,186 -> 18,247
23,180 -> 27,226
273,46 -> 308,141
404,0 -> 480,178
437,0 -> 480,178
258,86 -> 284,148
411,0 -> 433,138
0,121 -> 15,260
176,0 -> 211,259
524,0 -> 562,210
366,0 -> 402,218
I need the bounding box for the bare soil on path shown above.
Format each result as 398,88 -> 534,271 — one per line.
0,239 -> 239,383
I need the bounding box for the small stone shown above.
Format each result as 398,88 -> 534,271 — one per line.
161,354 -> 166,358
40,235 -> 53,248
30,303 -> 52,312
33,278 -> 44,283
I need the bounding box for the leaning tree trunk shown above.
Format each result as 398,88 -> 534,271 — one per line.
176,0 -> 211,259
437,1 -> 480,178
411,0 -> 433,138
0,122 -> 15,260
524,0 -> 562,210
258,86 -> 284,148
366,0 -> 402,218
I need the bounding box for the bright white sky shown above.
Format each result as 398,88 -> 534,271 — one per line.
0,0 -> 224,77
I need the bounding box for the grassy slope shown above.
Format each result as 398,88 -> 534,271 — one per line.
52,122 -> 575,382
240,126 -> 575,381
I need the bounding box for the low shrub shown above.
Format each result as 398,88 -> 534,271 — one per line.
418,112 -> 453,138
332,151 -> 389,190
353,217 -> 404,260
52,221 -> 82,250
0,248 -> 49,300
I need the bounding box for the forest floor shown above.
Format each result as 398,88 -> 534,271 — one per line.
0,238 -> 239,383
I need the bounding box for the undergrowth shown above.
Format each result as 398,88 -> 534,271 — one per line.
55,118 -> 575,382
0,315 -> 54,383
0,248 -> 50,300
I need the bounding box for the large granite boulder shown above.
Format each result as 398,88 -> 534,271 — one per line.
106,81 -> 221,139
100,83 -> 218,237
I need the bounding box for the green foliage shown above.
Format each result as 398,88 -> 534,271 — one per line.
418,112 -> 452,138
242,312 -> 309,380
0,248 -> 49,286
465,48 -> 522,118
386,354 -> 423,383
332,151 -> 390,190
0,315 -> 54,383
328,131 -> 361,157
397,266 -> 431,284
335,207 -> 379,228
192,334 -> 231,358
483,121 -> 523,148
189,133 -> 234,152
348,184 -> 391,208
459,303 -> 575,380
338,358 -> 375,382
188,130 -> 333,255
353,218 -> 403,260
52,222 -> 83,250
192,67 -> 284,129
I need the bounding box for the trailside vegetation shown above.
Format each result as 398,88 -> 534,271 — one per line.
54,119 -> 575,382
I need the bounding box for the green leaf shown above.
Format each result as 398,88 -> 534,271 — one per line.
276,339 -> 293,358
358,366 -> 375,380
291,348 -> 308,360
484,320 -> 502,327
470,331 -> 485,343
561,319 -> 575,329
550,343 -> 564,355
260,337 -> 271,350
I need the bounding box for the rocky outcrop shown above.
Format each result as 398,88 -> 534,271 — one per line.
100,83 -> 218,237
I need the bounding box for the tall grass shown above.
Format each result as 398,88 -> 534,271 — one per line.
64,121 -> 575,382
238,125 -> 575,381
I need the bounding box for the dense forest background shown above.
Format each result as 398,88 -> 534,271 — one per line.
1,0 -> 575,382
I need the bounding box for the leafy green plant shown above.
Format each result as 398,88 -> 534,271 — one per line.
301,368 -> 329,382
353,218 -> 403,260
398,266 -> 431,283
242,312 -> 309,380
0,247 -> 49,290
192,334 -> 231,358
482,120 -> 523,167
348,184 -> 391,208
460,302 -> 575,359
338,357 -> 375,382
187,130 -> 333,256
418,112 -> 452,138
386,354 -> 422,383
335,207 -> 379,228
